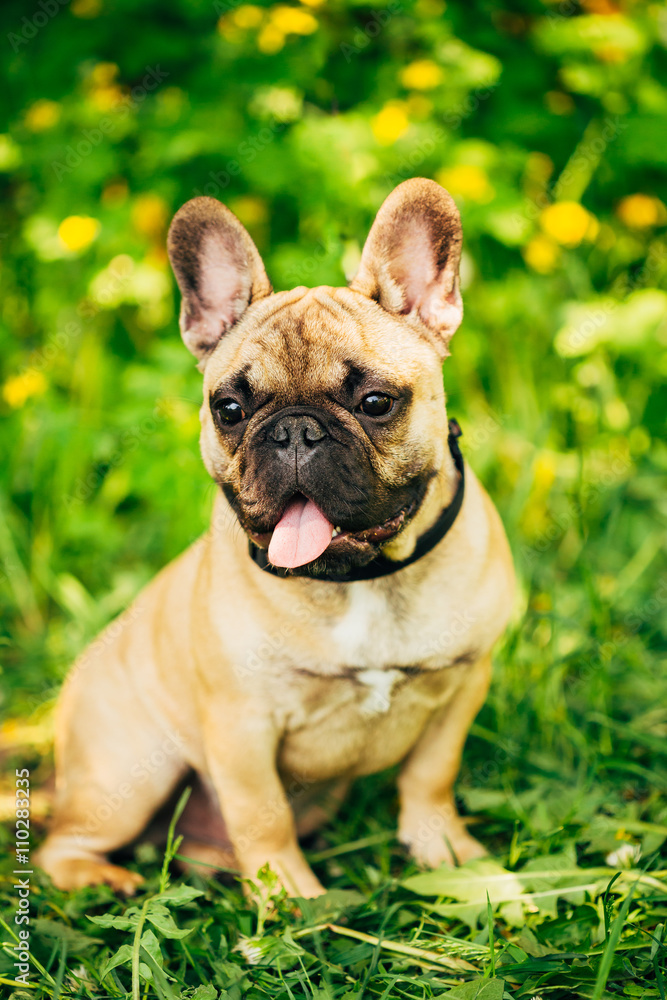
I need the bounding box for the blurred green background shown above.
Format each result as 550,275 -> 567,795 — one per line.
1,0 -> 666,855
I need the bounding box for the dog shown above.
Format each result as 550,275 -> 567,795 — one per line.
36,178 -> 515,897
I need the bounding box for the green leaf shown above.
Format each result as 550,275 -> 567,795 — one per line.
100,943 -> 150,982
441,977 -> 505,999
403,858 -> 527,928
403,858 -> 523,900
191,987 -> 219,1000
140,928 -> 164,970
32,918 -> 102,955
155,884 -> 205,907
145,903 -> 194,939
294,888 -> 365,923
517,927 -> 559,958
518,849 -> 588,915
88,912 -> 138,931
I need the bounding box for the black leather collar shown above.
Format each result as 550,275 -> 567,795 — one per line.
249,418 -> 465,584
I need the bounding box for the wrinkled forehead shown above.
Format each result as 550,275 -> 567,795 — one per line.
203,285 -> 437,396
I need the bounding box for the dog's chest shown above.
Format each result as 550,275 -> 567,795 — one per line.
267,584 -> 471,780
273,660 -> 462,780
324,582 -> 466,666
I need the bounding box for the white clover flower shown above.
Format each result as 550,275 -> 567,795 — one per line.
605,842 -> 641,869
233,936 -> 265,965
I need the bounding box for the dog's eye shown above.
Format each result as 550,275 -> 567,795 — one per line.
359,393 -> 393,417
213,398 -> 246,425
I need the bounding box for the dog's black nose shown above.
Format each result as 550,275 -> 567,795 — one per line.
270,414 -> 327,447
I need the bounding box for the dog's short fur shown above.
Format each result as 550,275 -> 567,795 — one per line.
37,179 -> 515,896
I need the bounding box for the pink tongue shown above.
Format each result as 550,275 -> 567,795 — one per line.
268,496 -> 334,568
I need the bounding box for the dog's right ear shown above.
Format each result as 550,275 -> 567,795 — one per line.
167,196 -> 272,361
350,178 -> 463,358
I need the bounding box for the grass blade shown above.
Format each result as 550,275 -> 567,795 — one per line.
486,891 -> 495,978
591,879 -> 636,1000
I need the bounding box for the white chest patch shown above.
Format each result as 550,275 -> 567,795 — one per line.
329,584 -> 391,664
356,668 -> 403,717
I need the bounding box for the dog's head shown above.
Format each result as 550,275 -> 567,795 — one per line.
167,178 -> 463,577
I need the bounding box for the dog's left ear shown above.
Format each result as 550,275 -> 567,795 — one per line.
350,178 -> 463,357
167,196 -> 272,361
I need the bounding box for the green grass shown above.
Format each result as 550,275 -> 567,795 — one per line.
2,0 -> 667,994
1,447 -> 666,996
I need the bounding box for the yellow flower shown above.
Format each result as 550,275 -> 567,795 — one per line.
523,235 -> 560,274
3,370 -> 47,409
371,101 -> 410,146
400,59 -> 443,91
594,45 -> 627,63
25,99 -> 61,132
229,196 -> 268,226
540,201 -> 595,247
58,216 -> 100,253
86,65 -> 124,110
71,0 -> 102,16
299,0 -> 325,6
257,23 -> 285,52
533,452 -> 557,493
89,62 -> 119,87
90,85 -> 125,112
131,193 -> 169,239
436,164 -> 495,203
232,4 -> 263,27
269,5 -> 318,34
616,193 -> 667,229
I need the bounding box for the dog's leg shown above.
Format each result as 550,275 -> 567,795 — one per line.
397,654 -> 492,868
36,702 -> 187,893
202,710 -> 325,898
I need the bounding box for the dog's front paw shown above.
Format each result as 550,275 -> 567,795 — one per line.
39,856 -> 145,894
401,828 -> 487,868
398,800 -> 488,868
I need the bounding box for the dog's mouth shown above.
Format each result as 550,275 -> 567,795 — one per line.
248,494 -> 414,569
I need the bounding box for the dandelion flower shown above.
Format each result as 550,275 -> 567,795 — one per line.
616,193 -> 666,229
58,216 -> 100,253
436,164 -> 495,203
3,370 -> 48,409
400,59 -> 443,90
540,202 -> 594,247
371,102 -> 410,146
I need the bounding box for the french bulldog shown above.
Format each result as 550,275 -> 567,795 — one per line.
36,178 -> 515,897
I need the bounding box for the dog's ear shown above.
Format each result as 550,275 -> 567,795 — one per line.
167,196 -> 272,360
350,178 -> 463,357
